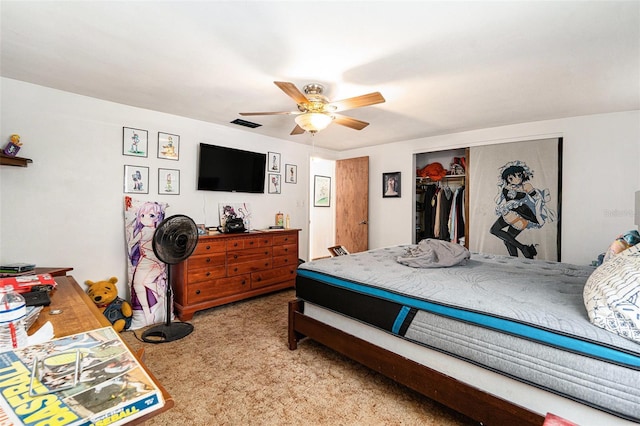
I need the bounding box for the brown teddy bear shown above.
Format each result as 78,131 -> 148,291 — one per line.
85,277 -> 132,332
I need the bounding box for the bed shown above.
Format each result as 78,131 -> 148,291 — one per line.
288,244 -> 640,426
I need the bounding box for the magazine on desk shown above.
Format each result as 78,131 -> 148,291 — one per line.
0,326 -> 163,426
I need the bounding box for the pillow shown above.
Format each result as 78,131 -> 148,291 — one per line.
601,230 -> 640,264
584,243 -> 640,344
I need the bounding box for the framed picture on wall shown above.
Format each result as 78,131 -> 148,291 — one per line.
157,132 -> 179,160
268,173 -> 281,194
285,164 -> 297,184
123,127 -> 148,157
314,175 -> 331,207
383,172 -> 401,198
124,165 -> 149,194
158,168 -> 180,195
268,152 -> 281,173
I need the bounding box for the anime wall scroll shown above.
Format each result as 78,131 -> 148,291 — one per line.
124,196 -> 169,329
469,138 -> 562,261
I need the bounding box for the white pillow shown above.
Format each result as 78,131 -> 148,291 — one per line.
583,243 -> 640,344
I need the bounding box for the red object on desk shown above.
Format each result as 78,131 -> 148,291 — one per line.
543,413 -> 578,426
0,273 -> 57,293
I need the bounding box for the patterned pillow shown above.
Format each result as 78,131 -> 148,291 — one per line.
584,243 -> 640,344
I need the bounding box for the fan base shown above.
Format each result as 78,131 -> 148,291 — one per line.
141,322 -> 194,343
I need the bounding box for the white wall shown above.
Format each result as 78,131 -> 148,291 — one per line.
340,111 -> 640,265
2,77 -> 638,299
0,78 -> 312,296
308,157 -> 336,260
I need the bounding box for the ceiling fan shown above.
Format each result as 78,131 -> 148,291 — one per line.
239,81 -> 385,135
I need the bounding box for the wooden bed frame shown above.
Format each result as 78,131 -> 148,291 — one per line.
288,298 -> 545,426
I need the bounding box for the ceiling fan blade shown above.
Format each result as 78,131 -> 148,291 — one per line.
274,81 -> 309,105
239,111 -> 297,116
333,114 -> 370,130
290,125 -> 305,135
328,92 -> 385,112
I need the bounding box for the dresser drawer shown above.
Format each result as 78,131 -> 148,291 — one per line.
273,243 -> 296,257
228,247 -> 272,264
188,253 -> 226,270
228,258 -> 271,276
251,265 -> 297,289
193,240 -> 227,255
273,233 -> 297,246
187,275 -> 250,304
272,254 -> 297,268
187,266 -> 227,283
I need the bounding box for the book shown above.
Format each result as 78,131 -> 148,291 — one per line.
0,264 -> 35,274
0,274 -> 57,293
0,326 -> 164,426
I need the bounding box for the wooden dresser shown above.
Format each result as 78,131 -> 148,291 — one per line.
171,229 -> 299,320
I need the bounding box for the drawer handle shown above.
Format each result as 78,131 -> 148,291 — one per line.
264,239 -> 269,244
242,280 -> 246,285
206,245 -> 211,250
234,254 -> 238,259
249,241 -> 254,245
284,237 -> 289,242
265,263 -> 269,267
234,267 -> 238,272
206,272 -> 211,277
257,277 -> 262,281
234,242 -> 238,247
206,258 -> 211,263
284,248 -> 288,252
284,259 -> 289,263
196,289 -> 201,295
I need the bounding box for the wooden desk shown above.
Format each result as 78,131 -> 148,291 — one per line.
27,275 -> 173,423
34,267 -> 73,277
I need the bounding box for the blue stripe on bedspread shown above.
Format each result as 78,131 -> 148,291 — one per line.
297,269 -> 640,368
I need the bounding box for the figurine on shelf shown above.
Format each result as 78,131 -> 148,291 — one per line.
3,134 -> 22,157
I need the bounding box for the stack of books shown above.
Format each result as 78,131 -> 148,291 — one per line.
0,273 -> 57,293
0,263 -> 35,277
0,326 -> 164,425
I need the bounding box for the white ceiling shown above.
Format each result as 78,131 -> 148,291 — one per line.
1,1 -> 638,151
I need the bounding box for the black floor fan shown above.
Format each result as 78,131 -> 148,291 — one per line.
142,214 -> 199,343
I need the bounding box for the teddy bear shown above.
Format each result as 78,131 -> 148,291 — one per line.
85,277 -> 133,332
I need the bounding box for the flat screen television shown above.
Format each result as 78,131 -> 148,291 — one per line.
197,143 -> 266,193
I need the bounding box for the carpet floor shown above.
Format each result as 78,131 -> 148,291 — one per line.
121,289 -> 478,425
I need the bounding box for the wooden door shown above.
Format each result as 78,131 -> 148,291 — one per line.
335,156 -> 369,253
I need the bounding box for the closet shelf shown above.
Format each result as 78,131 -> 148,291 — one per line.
416,174 -> 465,182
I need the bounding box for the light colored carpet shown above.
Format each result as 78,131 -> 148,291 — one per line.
121,289 -> 478,425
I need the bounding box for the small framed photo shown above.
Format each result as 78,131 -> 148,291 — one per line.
383,172 -> 401,198
285,164 -> 297,184
314,175 -> 331,207
268,173 -> 281,194
158,132 -> 180,160
123,127 -> 148,157
268,152 -> 281,173
158,168 -> 180,195
196,224 -> 206,235
124,165 -> 149,194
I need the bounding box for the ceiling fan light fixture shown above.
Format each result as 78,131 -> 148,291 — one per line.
295,112 -> 333,133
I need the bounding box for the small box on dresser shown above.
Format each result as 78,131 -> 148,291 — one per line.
172,229 -> 299,320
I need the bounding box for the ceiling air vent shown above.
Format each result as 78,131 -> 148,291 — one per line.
231,118 -> 262,128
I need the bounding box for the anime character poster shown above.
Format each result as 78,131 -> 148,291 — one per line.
469,138 -> 561,261
218,203 -> 252,230
124,197 -> 169,329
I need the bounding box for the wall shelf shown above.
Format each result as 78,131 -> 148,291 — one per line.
0,154 -> 32,167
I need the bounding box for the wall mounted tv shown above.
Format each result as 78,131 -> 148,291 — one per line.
197,143 -> 266,193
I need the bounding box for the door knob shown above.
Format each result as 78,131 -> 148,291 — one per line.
359,220 -> 368,225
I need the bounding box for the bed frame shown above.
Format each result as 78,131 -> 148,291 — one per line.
288,298 -> 545,426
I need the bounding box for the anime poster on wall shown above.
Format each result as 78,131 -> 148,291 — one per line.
218,203 -> 252,230
469,138 -> 562,261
